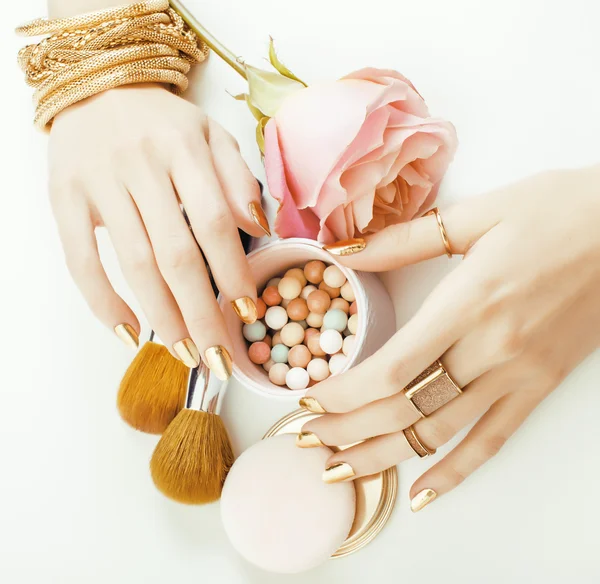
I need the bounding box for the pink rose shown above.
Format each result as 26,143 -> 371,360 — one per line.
264,68 -> 458,243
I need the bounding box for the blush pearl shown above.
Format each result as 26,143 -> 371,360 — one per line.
285,367 -> 310,390
330,298 -> 350,313
243,321 -> 267,342
288,344 -> 312,368
278,277 -> 302,300
307,290 -> 331,313
248,342 -> 271,365
329,353 -> 347,375
265,306 -> 288,330
256,297 -> 267,319
323,265 -> 346,288
319,329 -> 343,355
307,333 -> 327,357
285,268 -> 308,287
307,358 -> 330,381
303,260 -> 326,284
322,309 -> 348,333
349,301 -> 358,316
306,312 -> 324,328
269,363 -> 290,386
342,334 -> 357,357
300,285 -> 317,300
318,281 -> 340,299
347,314 -> 359,335
287,298 -> 309,321
280,322 -> 305,347
340,281 -> 355,302
263,286 -> 282,306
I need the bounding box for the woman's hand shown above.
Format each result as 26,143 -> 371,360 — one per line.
49,84 -> 269,372
298,165 -> 600,510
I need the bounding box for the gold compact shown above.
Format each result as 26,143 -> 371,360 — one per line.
264,409 -> 398,558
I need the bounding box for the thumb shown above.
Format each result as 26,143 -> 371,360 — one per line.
323,196 -> 499,271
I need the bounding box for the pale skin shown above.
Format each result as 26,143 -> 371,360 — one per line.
48,0 -> 266,363
301,165 -> 600,510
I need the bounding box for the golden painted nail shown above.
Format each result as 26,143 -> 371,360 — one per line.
205,345 -> 233,381
249,202 -> 271,237
323,238 -> 366,256
411,489 -> 437,512
173,338 -> 200,368
322,462 -> 355,484
298,397 -> 327,414
296,431 -> 323,448
114,323 -> 139,349
231,297 -> 258,324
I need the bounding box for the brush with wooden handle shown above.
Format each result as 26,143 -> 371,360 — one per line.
150,361 -> 233,504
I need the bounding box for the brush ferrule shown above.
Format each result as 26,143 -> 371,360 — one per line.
186,363 -> 224,414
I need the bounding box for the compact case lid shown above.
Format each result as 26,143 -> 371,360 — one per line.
264,409 -> 398,558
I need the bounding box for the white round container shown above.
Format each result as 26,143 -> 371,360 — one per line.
220,238 -> 396,398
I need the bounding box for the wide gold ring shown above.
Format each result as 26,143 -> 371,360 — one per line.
423,207 -> 452,258
403,359 -> 462,418
403,425 -> 436,458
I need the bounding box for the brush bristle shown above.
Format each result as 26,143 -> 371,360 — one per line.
117,342 -> 188,434
150,410 -> 234,504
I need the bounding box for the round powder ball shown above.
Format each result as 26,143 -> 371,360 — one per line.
343,334 -> 357,357
278,277 -> 302,300
329,353 -> 348,375
281,298 -> 291,309
323,265 -> 346,288
285,268 -> 307,288
304,260 -> 326,284
330,298 -> 350,313
320,329 -> 343,355
272,331 -> 282,346
307,290 -> 331,314
297,320 -> 308,330
280,322 -> 305,347
287,298 -> 309,321
256,297 -> 267,319
263,286 -> 282,307
306,312 -> 324,328
265,306 -> 288,331
263,334 -> 272,348
288,344 -> 312,369
323,309 -> 349,333
243,321 -> 266,343
221,435 -> 356,574
349,301 -> 358,316
286,367 -> 310,390
340,281 -> 356,302
268,362 -> 290,386
307,333 -> 327,357
300,284 -> 317,300
319,281 -> 341,299
307,358 -> 330,381
248,342 -> 271,365
271,344 -> 290,364
262,359 -> 275,373
348,314 -> 359,335
266,277 -> 281,289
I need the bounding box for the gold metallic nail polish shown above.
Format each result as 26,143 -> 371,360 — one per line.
411,489 -> 437,512
323,238 -> 366,256
249,202 -> 271,237
205,345 -> 233,381
231,297 -> 258,324
114,323 -> 139,349
298,397 -> 327,414
173,338 -> 200,368
322,462 -> 355,484
296,431 -> 323,448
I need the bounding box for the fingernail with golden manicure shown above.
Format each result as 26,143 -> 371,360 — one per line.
231,297 -> 258,324
249,202 -> 271,237
114,323 -> 139,349
173,338 -> 200,368
296,431 -> 323,448
205,345 -> 233,381
299,397 -> 327,414
411,489 -> 437,512
323,462 -> 355,484
323,238 -> 366,256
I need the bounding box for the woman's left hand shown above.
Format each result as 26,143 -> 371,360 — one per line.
297,164 -> 600,511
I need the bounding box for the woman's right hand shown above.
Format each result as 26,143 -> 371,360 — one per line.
49,83 -> 269,376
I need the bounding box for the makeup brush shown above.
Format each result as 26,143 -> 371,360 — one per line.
150,362 -> 234,504
116,222 -> 254,434
117,331 -> 189,435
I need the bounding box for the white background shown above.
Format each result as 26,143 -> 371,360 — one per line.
2,1 -> 600,583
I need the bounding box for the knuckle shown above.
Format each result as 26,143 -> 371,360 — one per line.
159,237 -> 199,271
185,313 -> 219,335
421,418 -> 456,448
495,325 -> 526,362
444,463 -> 468,487
121,243 -> 154,273
205,208 -> 232,234
477,434 -> 507,460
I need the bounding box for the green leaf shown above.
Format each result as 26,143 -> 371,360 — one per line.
245,64 -> 305,118
268,37 -> 307,87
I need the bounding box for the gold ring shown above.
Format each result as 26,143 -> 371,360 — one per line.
423,207 -> 452,258
403,425 -> 436,458
403,359 -> 462,418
